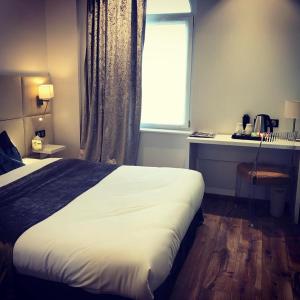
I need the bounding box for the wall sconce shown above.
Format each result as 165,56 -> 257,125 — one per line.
37,84 -> 54,122
37,84 -> 54,106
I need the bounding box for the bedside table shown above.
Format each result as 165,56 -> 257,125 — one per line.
31,144 -> 66,159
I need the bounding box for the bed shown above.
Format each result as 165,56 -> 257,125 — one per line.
0,74 -> 205,299
0,157 -> 204,300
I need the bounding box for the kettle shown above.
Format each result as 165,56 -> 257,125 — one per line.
254,114 -> 273,133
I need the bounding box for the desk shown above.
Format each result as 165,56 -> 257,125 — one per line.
188,134 -> 300,223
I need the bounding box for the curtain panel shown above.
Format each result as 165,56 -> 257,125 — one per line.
81,0 -> 146,164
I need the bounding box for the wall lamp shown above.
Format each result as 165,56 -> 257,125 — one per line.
37,84 -> 54,106
37,84 -> 54,122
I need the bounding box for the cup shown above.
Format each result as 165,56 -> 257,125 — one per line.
235,122 -> 243,134
245,123 -> 253,135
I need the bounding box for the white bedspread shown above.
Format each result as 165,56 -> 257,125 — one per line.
3,159 -> 204,300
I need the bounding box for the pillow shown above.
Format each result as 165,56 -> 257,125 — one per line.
0,131 -> 24,174
0,131 -> 23,163
0,150 -> 24,175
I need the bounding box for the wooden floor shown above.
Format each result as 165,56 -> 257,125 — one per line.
170,195 -> 300,300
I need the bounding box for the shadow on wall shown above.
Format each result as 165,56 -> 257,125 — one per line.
199,0 -> 220,12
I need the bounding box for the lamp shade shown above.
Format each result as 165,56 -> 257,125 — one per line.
284,100 -> 300,119
38,84 -> 54,100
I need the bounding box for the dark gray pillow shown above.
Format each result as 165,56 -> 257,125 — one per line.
0,150 -> 24,175
0,131 -> 23,163
0,131 -> 24,174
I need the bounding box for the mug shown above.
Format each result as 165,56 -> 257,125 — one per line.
235,122 -> 243,134
245,123 -> 253,135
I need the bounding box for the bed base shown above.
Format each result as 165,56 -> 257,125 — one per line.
16,208 -> 204,300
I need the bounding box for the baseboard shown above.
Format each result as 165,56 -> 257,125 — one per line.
205,186 -> 270,200
204,192 -> 235,201
205,187 -> 234,196
204,192 -> 269,202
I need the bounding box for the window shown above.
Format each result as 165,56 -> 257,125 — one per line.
141,0 -> 193,130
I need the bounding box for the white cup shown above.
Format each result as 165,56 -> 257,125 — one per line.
245,123 -> 253,135
235,122 -> 243,134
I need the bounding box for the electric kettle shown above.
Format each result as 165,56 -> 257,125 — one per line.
253,114 -> 273,133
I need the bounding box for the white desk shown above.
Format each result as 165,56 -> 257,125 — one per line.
188,134 -> 300,223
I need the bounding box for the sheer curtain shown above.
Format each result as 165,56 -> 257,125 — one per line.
80,0 -> 147,164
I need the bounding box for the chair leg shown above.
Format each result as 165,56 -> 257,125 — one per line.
267,186 -> 271,217
285,183 -> 292,217
235,174 -> 242,207
249,183 -> 255,227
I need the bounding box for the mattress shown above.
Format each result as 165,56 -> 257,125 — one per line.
0,159 -> 205,300
22,157 -> 43,165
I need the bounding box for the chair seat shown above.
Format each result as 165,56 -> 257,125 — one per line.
237,162 -> 290,185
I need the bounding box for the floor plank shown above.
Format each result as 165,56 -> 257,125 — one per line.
171,214 -> 222,300
170,195 -> 300,300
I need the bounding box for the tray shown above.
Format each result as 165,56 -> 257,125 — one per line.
231,133 -> 261,141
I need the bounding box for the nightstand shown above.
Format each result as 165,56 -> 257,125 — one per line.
31,144 -> 66,159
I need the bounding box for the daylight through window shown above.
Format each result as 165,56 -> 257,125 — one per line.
141,0 -> 193,129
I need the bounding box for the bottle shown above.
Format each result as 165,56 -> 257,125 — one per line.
242,114 -> 250,130
32,135 -> 43,151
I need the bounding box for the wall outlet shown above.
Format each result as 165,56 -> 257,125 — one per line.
271,119 -> 279,128
35,130 -> 46,138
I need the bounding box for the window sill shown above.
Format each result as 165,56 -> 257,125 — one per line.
140,128 -> 192,135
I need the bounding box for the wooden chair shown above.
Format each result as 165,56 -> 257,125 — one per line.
235,138 -> 291,227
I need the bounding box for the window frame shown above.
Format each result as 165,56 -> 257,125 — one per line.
141,12 -> 194,130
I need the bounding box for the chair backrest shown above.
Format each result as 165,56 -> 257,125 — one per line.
252,132 -> 297,183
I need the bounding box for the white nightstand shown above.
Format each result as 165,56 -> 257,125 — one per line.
31,144 -> 66,158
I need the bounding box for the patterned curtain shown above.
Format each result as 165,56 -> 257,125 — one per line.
80,0 -> 147,164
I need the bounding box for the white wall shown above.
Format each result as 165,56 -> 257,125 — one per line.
138,0 -> 300,196
0,0 -> 80,158
191,0 -> 300,134
45,0 -> 81,158
0,0 -> 48,72
138,131 -> 190,168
